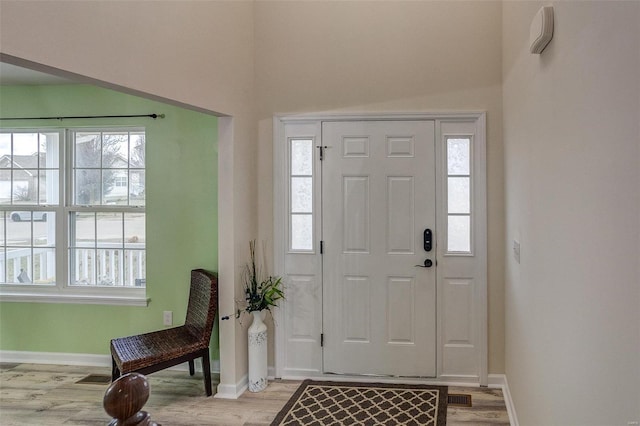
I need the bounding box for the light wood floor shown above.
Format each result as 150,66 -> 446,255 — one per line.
0,363 -> 510,425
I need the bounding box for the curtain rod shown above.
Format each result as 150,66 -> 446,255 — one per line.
0,113 -> 165,121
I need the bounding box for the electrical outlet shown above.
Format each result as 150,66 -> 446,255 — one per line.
163,311 -> 173,326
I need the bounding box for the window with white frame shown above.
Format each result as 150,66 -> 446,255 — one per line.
0,128 -> 146,302
289,138 -> 314,252
446,136 -> 472,253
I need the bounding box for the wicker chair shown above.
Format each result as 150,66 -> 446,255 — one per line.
110,269 -> 218,396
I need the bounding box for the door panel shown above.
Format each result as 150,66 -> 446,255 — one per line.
322,120 -> 436,377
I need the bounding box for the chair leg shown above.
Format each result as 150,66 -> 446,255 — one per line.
111,357 -> 120,382
188,360 -> 195,376
202,349 -> 212,397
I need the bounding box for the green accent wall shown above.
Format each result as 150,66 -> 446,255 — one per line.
0,84 -> 218,360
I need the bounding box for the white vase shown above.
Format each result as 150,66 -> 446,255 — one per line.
248,310 -> 268,392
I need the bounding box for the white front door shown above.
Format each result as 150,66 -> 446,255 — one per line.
322,120 -> 436,377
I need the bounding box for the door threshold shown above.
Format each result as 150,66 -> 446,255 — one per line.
324,371 -> 396,378
298,373 -> 438,385
280,372 -> 483,388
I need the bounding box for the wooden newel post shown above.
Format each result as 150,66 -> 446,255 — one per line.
104,373 -> 159,426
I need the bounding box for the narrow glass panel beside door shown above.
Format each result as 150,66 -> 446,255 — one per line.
289,139 -> 314,252
446,137 -> 472,253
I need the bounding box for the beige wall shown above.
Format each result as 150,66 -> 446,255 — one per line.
1,0 -> 506,391
0,0 -> 256,390
503,1 -> 640,424
254,0 -> 505,374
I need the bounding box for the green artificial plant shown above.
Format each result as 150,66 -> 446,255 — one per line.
237,240 -> 284,316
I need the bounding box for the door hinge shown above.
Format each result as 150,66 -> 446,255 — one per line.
320,240 -> 324,254
320,333 -> 324,347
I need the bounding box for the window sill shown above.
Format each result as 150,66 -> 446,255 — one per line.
0,291 -> 149,306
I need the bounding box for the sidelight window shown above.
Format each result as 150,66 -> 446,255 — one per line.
289,138 -> 314,251
446,136 -> 472,253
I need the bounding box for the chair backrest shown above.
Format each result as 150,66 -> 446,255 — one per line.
185,269 -> 218,345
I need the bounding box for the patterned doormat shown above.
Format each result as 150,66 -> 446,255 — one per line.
271,380 -> 447,426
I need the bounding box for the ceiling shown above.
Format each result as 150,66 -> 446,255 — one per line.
0,62 -> 77,85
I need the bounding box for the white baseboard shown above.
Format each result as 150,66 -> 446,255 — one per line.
0,350 -> 221,374
487,374 -> 518,426
215,367 -> 278,399
0,350 -> 112,367
214,374 -> 248,399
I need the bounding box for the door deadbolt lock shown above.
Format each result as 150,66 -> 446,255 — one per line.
423,229 -> 432,252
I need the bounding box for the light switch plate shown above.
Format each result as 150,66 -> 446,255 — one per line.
513,240 -> 521,264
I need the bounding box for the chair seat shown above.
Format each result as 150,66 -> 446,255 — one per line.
111,326 -> 204,373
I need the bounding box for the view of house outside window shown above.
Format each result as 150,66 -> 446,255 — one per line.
0,128 -> 145,290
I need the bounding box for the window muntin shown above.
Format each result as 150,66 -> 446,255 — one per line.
0,128 -> 145,294
289,138 -> 314,251
446,136 -> 472,253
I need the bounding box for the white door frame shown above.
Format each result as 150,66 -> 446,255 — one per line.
273,112 -> 487,385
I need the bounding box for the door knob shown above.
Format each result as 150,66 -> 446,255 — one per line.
415,259 -> 433,268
